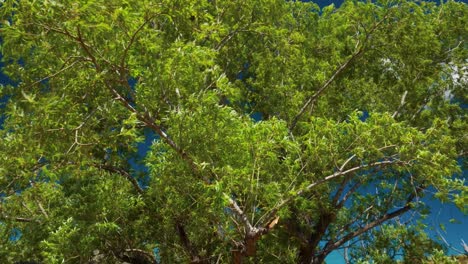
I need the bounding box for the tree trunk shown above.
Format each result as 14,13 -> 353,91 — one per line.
298,246 -> 326,264
298,249 -> 326,264
311,255 -> 326,264
298,245 -> 314,264
298,212 -> 334,264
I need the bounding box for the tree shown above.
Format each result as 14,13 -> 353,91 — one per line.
0,0 -> 466,263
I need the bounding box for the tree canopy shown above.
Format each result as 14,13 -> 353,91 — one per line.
0,0 -> 466,263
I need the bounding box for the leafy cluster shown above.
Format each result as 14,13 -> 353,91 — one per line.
0,0 -> 466,263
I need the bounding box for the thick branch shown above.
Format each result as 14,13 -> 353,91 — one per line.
323,202 -> 413,255
176,222 -> 205,263
392,90 -> 408,118
337,180 -> 363,208
76,26 -> 100,70
322,187 -> 423,256
227,195 -> 269,258
335,146 -> 397,207
299,160 -> 396,198
227,195 -> 255,232
307,211 -> 337,256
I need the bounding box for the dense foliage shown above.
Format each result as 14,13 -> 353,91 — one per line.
0,0 -> 466,263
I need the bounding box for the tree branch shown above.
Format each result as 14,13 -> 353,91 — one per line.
76,26 -> 100,70
392,90 -> 408,118
323,203 -> 413,255
116,13 -> 165,101
176,222 -> 204,263
334,145 -> 397,207
70,25 -> 206,183
97,164 -> 144,194
0,214 -> 39,223
322,187 -> 423,256
29,180 -> 49,219
226,195 -> 270,257
22,56 -> 86,90
337,180 -> 363,208
256,156 -> 407,235
289,10 -> 393,131
52,23 -> 268,261
273,159 -> 403,216
227,195 -> 255,232
332,154 -> 357,205
120,13 -> 159,70
214,25 -> 250,51
289,46 -> 364,131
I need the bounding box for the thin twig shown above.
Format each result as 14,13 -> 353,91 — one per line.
120,14 -> 156,70
22,57 -> 85,90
